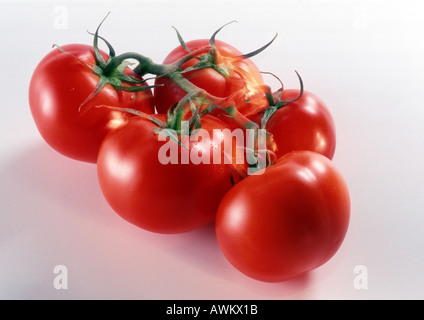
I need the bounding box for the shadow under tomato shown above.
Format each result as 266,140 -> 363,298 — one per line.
0,143 -> 117,234
0,143 -> 312,298
148,218 -> 314,299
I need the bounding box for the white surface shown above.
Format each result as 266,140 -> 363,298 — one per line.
1,0 -> 424,300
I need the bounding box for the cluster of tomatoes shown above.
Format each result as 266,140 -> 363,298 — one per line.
29,19 -> 350,283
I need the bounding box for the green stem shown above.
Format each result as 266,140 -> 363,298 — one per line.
109,52 -> 168,76
169,72 -> 205,96
113,46 -> 212,78
116,46 -> 259,130
170,46 -> 212,69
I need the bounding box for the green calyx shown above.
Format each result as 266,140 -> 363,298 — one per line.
88,14 -> 283,140
259,70 -> 304,129
183,53 -> 231,78
173,21 -> 278,79
88,13 -> 157,95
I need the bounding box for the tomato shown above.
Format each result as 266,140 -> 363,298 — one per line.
215,151 -> 350,282
29,44 -> 155,163
97,115 -> 235,234
154,39 -> 267,117
250,89 -> 336,160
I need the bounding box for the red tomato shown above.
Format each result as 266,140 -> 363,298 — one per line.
29,44 -> 155,163
97,115 -> 235,234
154,39 -> 267,116
216,151 -> 350,282
250,90 -> 336,160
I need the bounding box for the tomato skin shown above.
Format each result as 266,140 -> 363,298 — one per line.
154,39 -> 267,116
97,115 -> 234,234
29,44 -> 155,163
251,90 -> 336,160
215,151 -> 350,282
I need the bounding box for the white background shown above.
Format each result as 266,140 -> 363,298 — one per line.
1,0 -> 424,300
